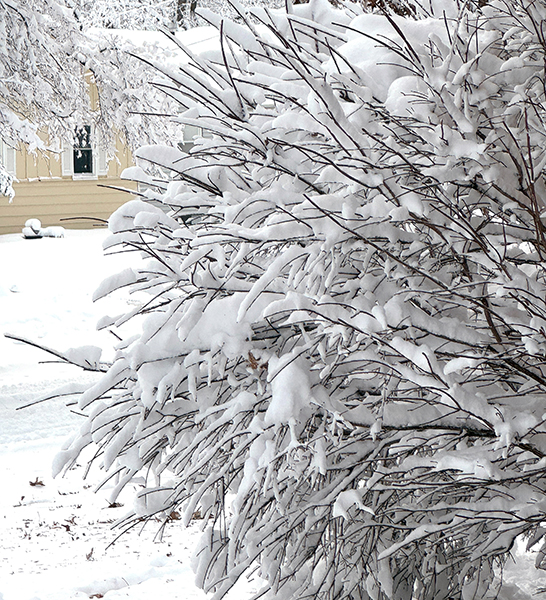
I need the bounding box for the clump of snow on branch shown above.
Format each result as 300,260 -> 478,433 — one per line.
52,0 -> 546,599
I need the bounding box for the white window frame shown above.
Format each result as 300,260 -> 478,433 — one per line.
0,139 -> 17,178
179,124 -> 212,153
62,125 -> 108,180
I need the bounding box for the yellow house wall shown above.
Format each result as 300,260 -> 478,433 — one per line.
0,139 -> 137,236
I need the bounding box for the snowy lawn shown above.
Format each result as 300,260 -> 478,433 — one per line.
0,229 -> 259,600
0,228 -> 544,600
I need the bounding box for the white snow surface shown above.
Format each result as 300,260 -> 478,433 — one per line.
0,228 -> 544,599
0,229 -> 259,600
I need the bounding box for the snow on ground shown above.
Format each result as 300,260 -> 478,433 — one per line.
0,228 -> 260,600
0,434 -> 209,600
1,229 -> 129,392
0,227 -> 545,599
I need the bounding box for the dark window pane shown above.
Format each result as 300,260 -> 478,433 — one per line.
73,126 -> 93,174
74,149 -> 93,173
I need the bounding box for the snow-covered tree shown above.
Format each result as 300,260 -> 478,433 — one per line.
0,0 -> 193,192
50,0 -> 546,598
77,0 -> 286,30
0,0 -> 92,150
76,0 -> 178,30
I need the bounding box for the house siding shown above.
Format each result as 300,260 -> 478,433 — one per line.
0,138 -> 137,236
0,178 -> 137,236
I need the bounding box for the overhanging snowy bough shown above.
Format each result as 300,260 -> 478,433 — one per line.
53,1 -> 546,598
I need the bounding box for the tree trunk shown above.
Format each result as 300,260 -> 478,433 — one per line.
176,0 -> 197,28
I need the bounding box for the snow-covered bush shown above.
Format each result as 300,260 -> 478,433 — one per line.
55,0 -> 546,598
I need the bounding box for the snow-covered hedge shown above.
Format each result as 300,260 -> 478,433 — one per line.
55,0 -> 546,598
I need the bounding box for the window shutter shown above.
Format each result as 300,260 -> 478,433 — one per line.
62,142 -> 73,176
97,146 -> 108,176
6,147 -> 15,176
0,140 -> 17,177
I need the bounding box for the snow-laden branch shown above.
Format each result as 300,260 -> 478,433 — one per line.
43,0 -> 546,598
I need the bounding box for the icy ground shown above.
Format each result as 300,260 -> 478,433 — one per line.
0,228 -> 545,599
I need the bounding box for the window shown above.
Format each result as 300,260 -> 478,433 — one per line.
73,125 -> 93,174
62,125 -> 108,179
179,125 -> 212,153
0,139 -> 16,199
0,139 -> 17,178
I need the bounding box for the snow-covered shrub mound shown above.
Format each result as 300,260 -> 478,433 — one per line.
55,0 -> 546,598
